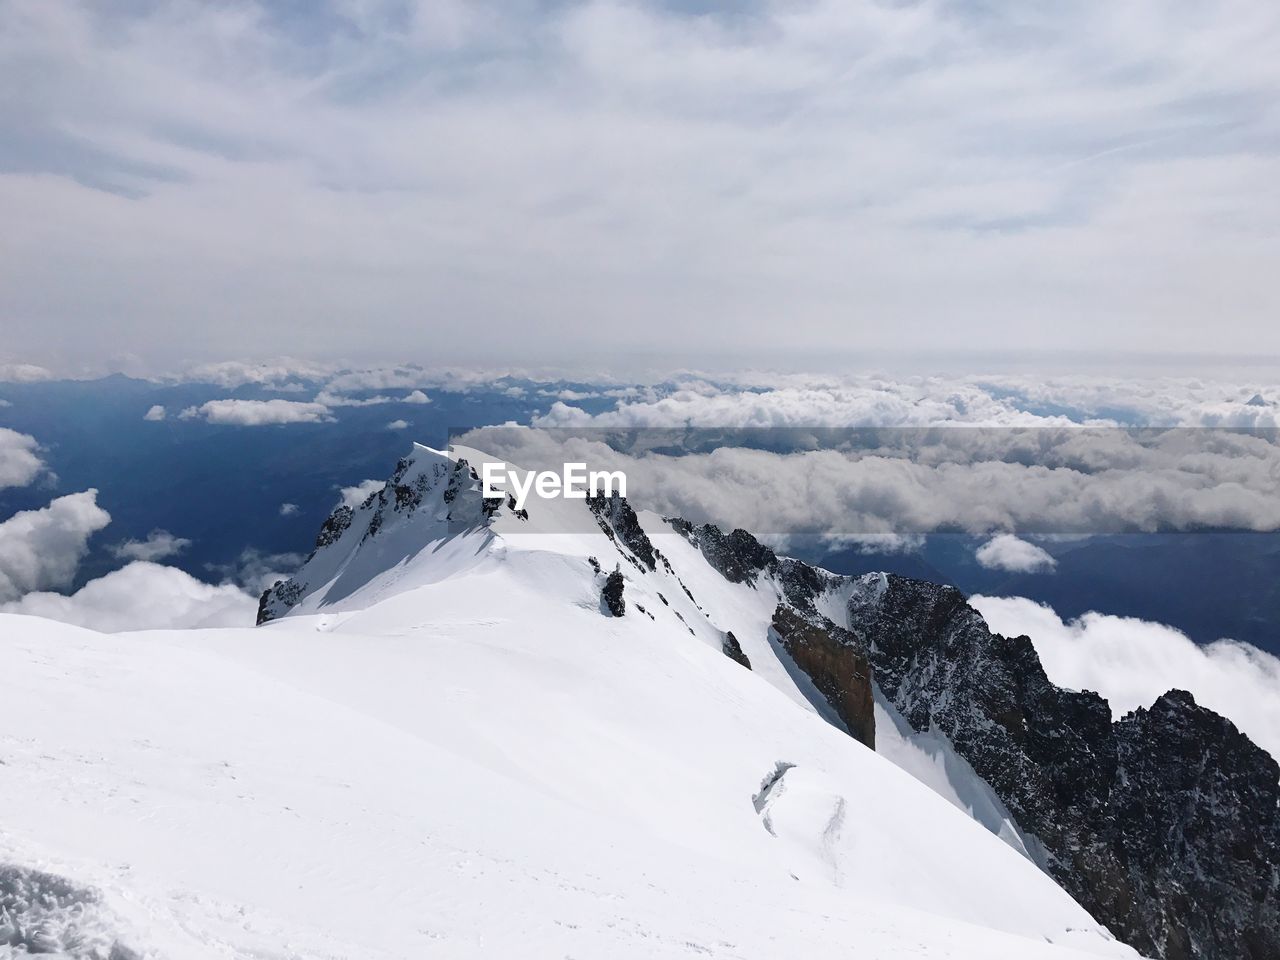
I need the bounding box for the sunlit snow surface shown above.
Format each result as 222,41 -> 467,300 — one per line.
1,447 -> 1140,959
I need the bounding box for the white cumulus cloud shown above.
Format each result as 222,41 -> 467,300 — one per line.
0,363 -> 54,383
279,502 -> 299,517
403,390 -> 431,404
143,404 -> 166,421
971,595 -> 1280,762
974,535 -> 1057,574
0,427 -> 46,489
179,399 -> 334,425
385,419 -> 410,430
339,479 -> 384,509
111,529 -> 191,562
1,561 -> 256,631
0,490 -> 112,601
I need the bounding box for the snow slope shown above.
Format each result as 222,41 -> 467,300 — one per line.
0,445 -> 1139,959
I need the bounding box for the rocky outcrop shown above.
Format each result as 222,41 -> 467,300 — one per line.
844,573 -> 1280,960
313,505 -> 353,552
1108,691 -> 1280,960
256,577 -> 303,625
721,630 -> 751,669
258,448 -> 505,624
669,519 -> 775,583
770,605 -> 875,749
602,569 -> 626,617
589,494 -> 656,570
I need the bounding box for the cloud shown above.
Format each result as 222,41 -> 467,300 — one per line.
0,490 -> 111,601
179,399 -> 334,425
403,390 -> 431,404
207,547 -> 304,593
0,560 -> 256,631
818,533 -> 926,555
178,359 -> 333,390
143,404 -> 166,421
312,390 -> 402,408
385,419 -> 410,430
110,528 -> 191,562
533,373 -> 1280,432
971,595 -> 1280,762
457,417 -> 1280,538
0,427 -> 46,489
279,502 -> 299,516
339,479 -> 384,509
4,2 -> 1279,367
974,535 -> 1057,573
0,363 -> 54,383
532,379 -> 1077,430
320,367 -> 436,393
512,374 -> 1280,536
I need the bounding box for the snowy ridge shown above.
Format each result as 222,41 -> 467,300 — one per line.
257,443 -> 1060,866
1,444 -> 1142,959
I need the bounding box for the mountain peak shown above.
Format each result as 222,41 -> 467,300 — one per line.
258,444 -> 506,623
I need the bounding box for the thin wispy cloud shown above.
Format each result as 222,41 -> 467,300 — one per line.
111,529 -> 192,563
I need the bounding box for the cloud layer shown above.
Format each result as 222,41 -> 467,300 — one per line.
1,560 -> 256,631
971,595 -> 1280,762
459,417 -> 1280,537
4,2 -> 1279,367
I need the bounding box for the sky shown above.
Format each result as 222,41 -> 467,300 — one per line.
2,0 -> 1279,371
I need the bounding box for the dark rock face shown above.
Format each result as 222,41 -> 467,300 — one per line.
602,569 -> 626,617
1108,691 -> 1280,960
669,519 -> 775,583
313,505 -> 353,551
844,573 -> 1280,960
721,630 -> 752,670
771,605 -> 875,749
775,556 -> 841,612
256,578 -> 303,625
588,494 -> 656,570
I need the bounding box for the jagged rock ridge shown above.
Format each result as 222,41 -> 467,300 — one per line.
672,520 -> 1279,960
843,574 -> 1280,960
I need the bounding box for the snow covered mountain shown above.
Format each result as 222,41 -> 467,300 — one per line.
3,442 -> 1272,959
3,443 -> 1131,960
257,443 -> 1279,960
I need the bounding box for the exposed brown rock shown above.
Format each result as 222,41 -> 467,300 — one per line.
770,605 -> 875,749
